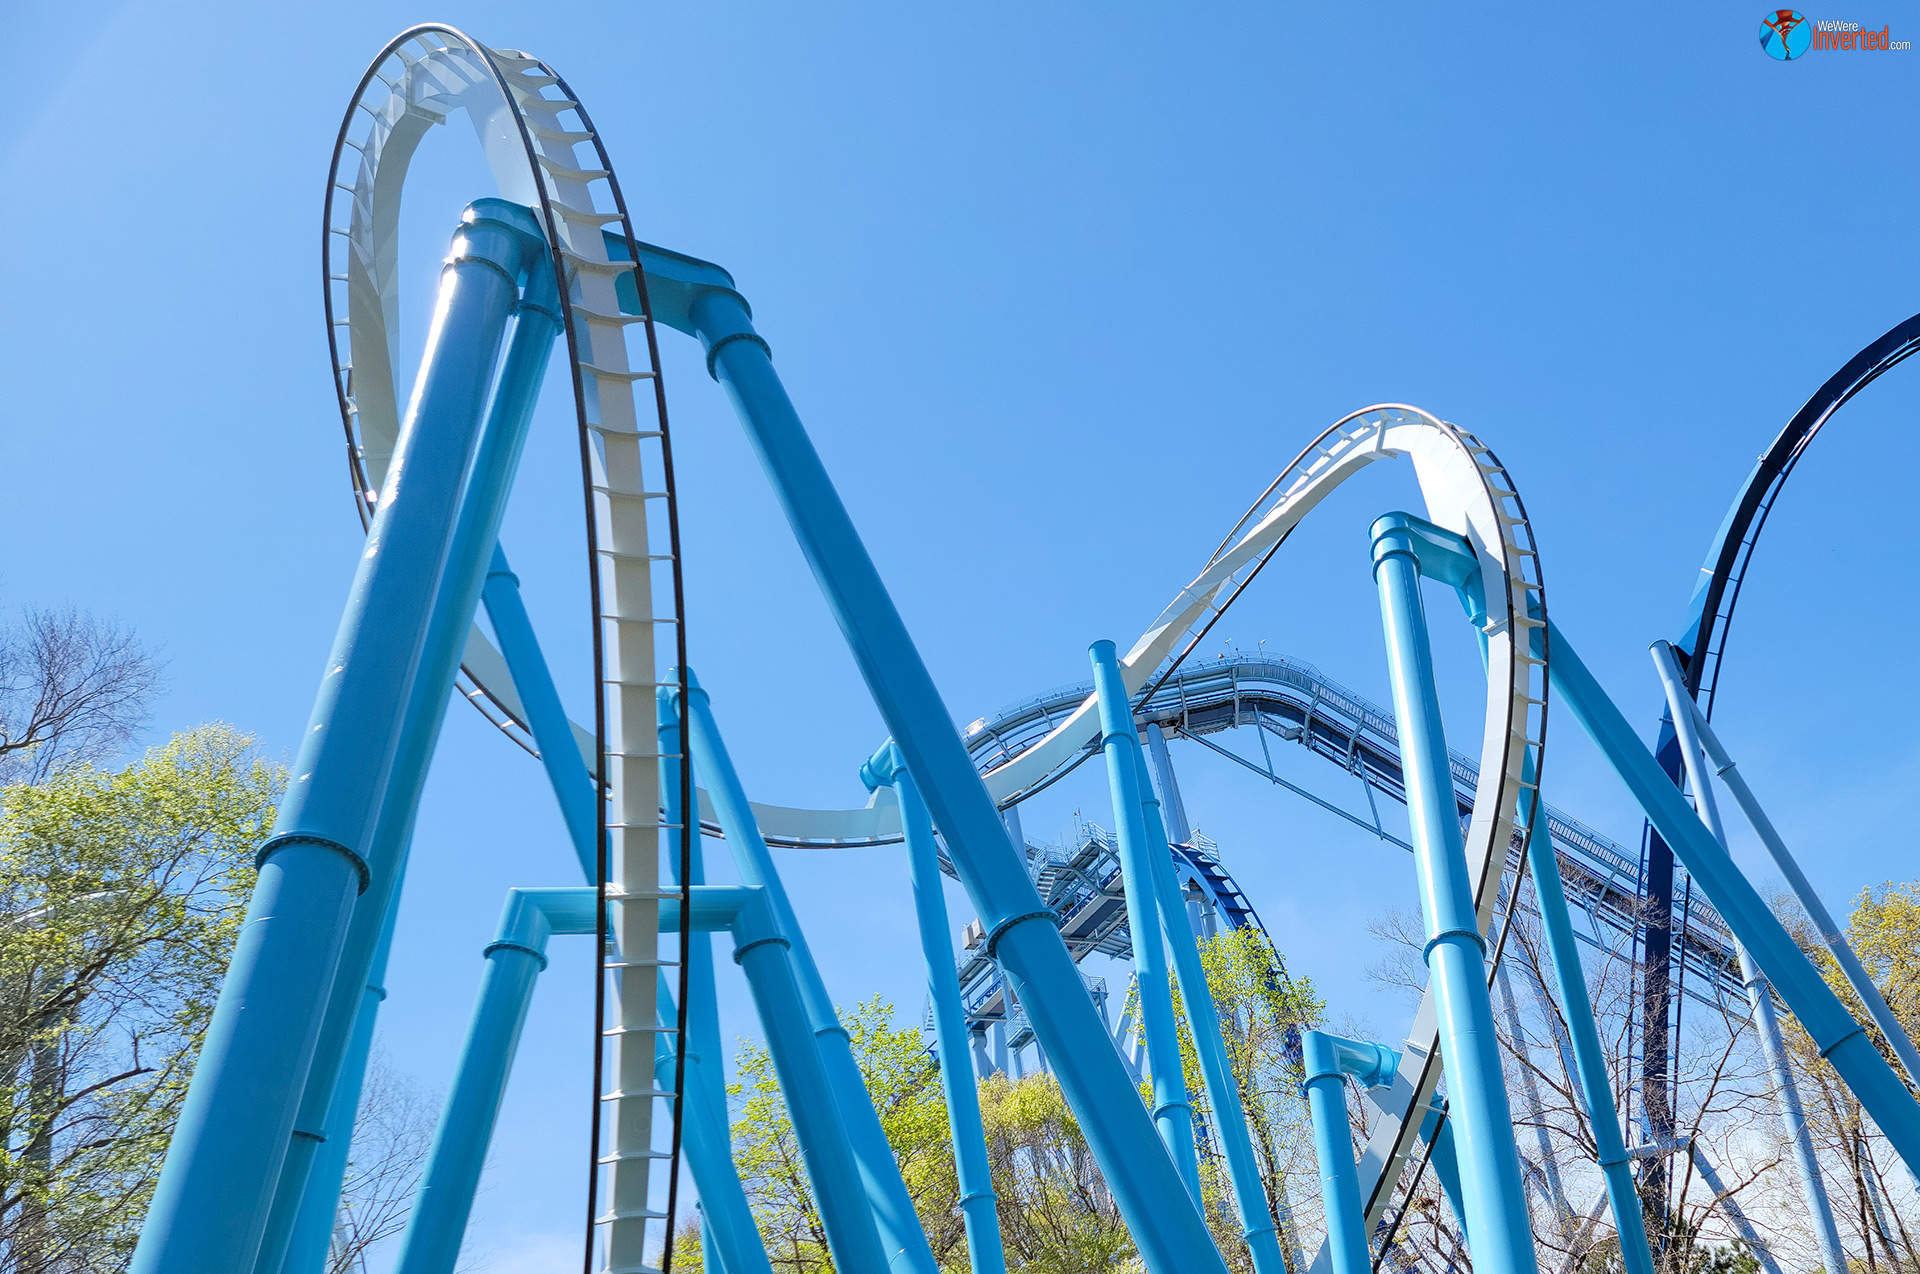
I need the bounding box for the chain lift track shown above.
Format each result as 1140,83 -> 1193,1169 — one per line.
322,28 -> 691,1274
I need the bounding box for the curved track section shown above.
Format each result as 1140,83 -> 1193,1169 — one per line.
984,404 -> 1552,1244
971,653 -> 1743,1007
323,30 -> 689,1273
737,404 -> 1550,1242
1673,311 -> 1920,707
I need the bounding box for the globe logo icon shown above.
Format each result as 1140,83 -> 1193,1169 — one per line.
1760,9 -> 1812,58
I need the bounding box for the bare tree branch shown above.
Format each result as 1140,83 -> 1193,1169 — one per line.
0,607 -> 164,784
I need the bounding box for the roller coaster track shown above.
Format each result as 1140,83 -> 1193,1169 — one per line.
708,404 -> 1550,1250
1672,311 -> 1920,712
961,653 -> 1745,1010
323,29 -> 689,1274
1633,311 -> 1920,1168
311,28 -> 1670,1258
126,22 -> 1916,1272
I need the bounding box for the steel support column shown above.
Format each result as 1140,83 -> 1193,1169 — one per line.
679,672 -> 937,1274
1371,518 -> 1537,1274
486,547 -> 600,882
1089,640 -> 1200,1201
393,889 -> 598,1274
1655,645 -> 1920,1093
1132,745 -> 1288,1274
132,201 -> 542,1274
1302,1033 -> 1399,1274
1522,782 -> 1655,1274
255,202 -> 562,1274
658,689 -> 770,1274
280,902 -> 398,1274
674,275 -> 1228,1274
1651,643 -> 1846,1274
862,744 -> 1005,1274
1546,620 -> 1920,1173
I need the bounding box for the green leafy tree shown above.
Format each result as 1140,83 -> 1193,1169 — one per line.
728,998 -> 951,1274
977,1071 -> 1136,1274
721,928 -> 1322,1274
1181,926 -> 1324,1274
1774,885 -> 1920,1274
0,724 -> 281,1271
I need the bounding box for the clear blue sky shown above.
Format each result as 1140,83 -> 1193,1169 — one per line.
4,3 -> 1917,1270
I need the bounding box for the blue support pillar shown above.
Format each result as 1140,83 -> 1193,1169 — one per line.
393,889 -> 598,1274
281,898 -> 399,1274
679,671 -> 936,1274
651,980 -> 771,1274
649,263 -> 1227,1274
656,690 -> 724,1129
1128,724 -> 1290,1274
1088,640 -> 1200,1202
1423,1111 -> 1469,1246
656,688 -> 770,1274
1523,826 -> 1653,1274
390,886 -> 811,1274
1544,619 -> 1920,1174
1301,1033 -> 1397,1274
485,547 -> 600,883
253,202 -> 564,1274
861,744 -> 1005,1274
1650,641 -> 1846,1274
718,888 -> 891,1274
133,200 -> 548,1274
1370,517 -> 1537,1274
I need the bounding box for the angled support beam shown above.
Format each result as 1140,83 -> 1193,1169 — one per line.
394,889 -> 601,1274
1547,621 -> 1920,1174
679,672 -> 932,1274
1369,514 -> 1538,1274
485,546 -> 601,883
634,246 -> 1228,1274
862,744 -> 1005,1274
658,689 -> 766,1274
1090,640 -> 1200,1202
1650,642 -> 1847,1274
1653,642 -> 1920,1094
136,200 -> 551,1274
1302,1032 -> 1402,1274
1130,741 -> 1290,1274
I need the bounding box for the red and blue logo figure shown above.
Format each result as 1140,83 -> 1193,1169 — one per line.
1761,10 -> 1812,58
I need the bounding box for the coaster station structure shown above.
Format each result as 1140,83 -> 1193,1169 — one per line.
123,27 -> 1920,1274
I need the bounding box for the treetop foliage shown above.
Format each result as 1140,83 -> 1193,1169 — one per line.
0,724 -> 281,1271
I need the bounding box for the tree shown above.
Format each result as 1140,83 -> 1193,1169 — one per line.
722,930 -> 1323,1274
327,1049 -> 440,1274
1773,887 -> 1920,1274
0,609 -> 162,787
728,998 -> 951,1274
1159,925 -> 1323,1274
977,1072 -> 1132,1274
1844,882 -> 1920,1050
0,724 -> 280,1271
1366,890 -> 1785,1274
